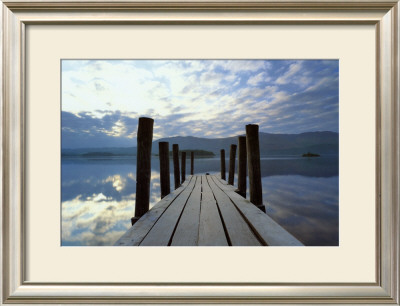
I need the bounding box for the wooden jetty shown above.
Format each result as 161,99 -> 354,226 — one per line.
115,174 -> 303,246
116,117 -> 303,246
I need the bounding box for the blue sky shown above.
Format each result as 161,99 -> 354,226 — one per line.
62,59 -> 338,149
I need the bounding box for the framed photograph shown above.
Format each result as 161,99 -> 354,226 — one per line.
2,0 -> 399,304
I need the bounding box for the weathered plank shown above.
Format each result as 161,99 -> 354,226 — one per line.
211,175 -> 303,246
170,176 -> 202,246
139,175 -> 197,246
114,176 -> 193,246
199,176 -> 229,246
206,175 -> 262,246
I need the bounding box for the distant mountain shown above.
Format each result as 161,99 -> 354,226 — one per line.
62,146 -> 136,156
62,131 -> 338,157
153,132 -> 338,156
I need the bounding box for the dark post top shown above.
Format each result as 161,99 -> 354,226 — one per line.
246,124 -> 265,213
220,149 -> 226,180
228,144 -> 237,185
173,144 -> 180,189
158,142 -> 170,199
132,117 -> 154,224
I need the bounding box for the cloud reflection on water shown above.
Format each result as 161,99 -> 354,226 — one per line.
62,156 -> 338,246
61,159 -> 163,246
263,175 -> 338,246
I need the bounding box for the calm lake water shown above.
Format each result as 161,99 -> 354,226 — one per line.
61,155 -> 338,246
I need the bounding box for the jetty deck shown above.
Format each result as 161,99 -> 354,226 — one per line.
115,174 -> 303,246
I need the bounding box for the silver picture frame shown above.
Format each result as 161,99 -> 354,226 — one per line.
2,0 -> 399,304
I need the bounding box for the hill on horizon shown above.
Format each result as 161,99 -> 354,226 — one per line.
62,131 -> 338,157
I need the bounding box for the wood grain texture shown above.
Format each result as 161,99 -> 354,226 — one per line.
171,176 -> 202,246
114,177 -> 193,246
198,176 -> 229,246
211,176 -> 303,246
206,175 -> 261,246
140,176 -> 196,246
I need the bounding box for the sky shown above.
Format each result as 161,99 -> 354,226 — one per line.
62,59 -> 338,149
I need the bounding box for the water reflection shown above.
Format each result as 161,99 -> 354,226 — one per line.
61,159 -> 162,246
61,155 -> 338,246
263,175 -> 338,246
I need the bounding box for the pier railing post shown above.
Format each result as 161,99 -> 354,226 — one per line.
237,136 -> 247,198
132,117 -> 154,225
220,149 -> 226,180
181,151 -> 186,183
228,144 -> 237,185
246,124 -> 266,212
191,151 -> 194,175
159,142 -> 170,199
173,144 -> 180,189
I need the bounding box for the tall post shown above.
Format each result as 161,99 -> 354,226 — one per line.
246,124 -> 265,212
132,117 -> 154,225
228,144 -> 237,185
190,151 -> 194,175
173,144 -> 180,189
220,149 -> 226,180
237,136 -> 247,198
181,151 -> 186,183
159,142 -> 170,199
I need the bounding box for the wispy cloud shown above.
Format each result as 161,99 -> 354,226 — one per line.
62,59 -> 338,148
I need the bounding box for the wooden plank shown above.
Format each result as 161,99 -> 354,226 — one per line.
170,176 -> 202,246
139,176 -> 197,246
206,175 -> 262,246
114,176 -> 193,246
211,176 -> 303,246
198,176 -> 229,246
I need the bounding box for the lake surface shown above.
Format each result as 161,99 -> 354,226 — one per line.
61,155 -> 338,246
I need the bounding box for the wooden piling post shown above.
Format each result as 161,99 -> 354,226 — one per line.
191,151 -> 194,175
173,144 -> 180,189
132,117 -> 154,225
220,149 -> 226,180
237,136 -> 247,198
228,144 -> 237,185
158,142 -> 170,199
246,124 -> 266,212
181,151 -> 186,183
